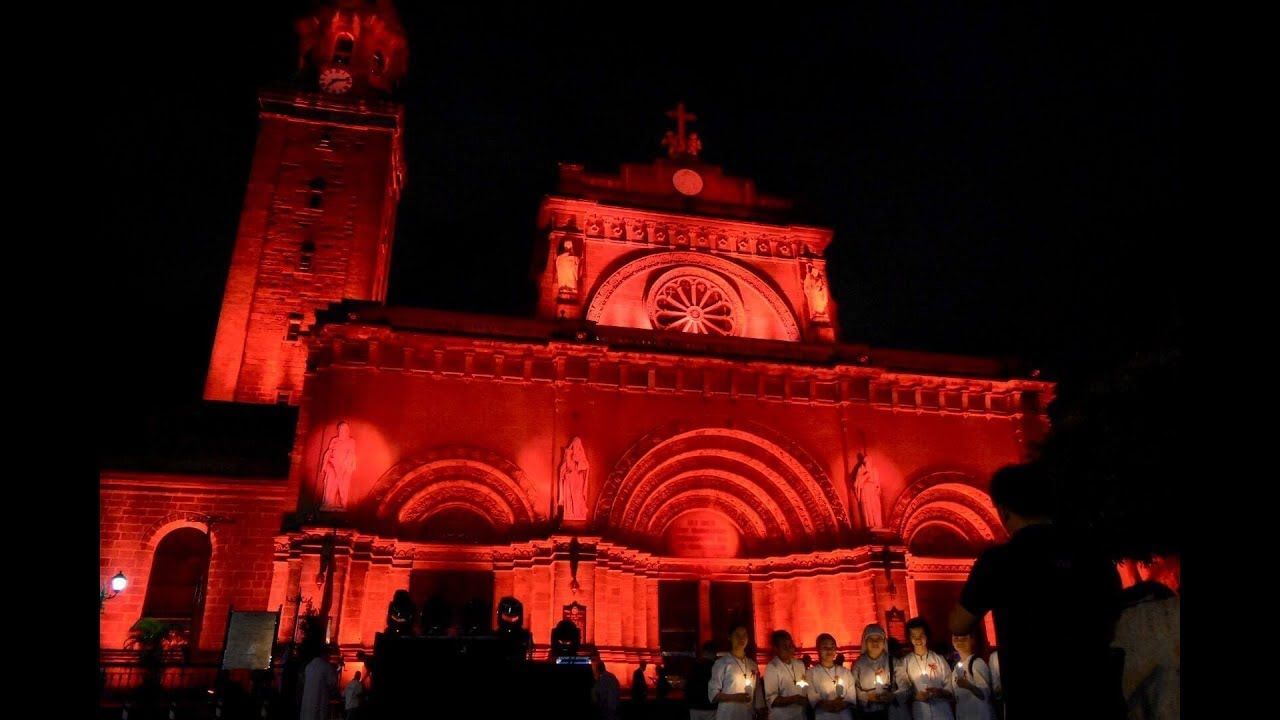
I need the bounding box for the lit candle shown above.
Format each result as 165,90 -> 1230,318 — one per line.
876,676 -> 885,687
836,677 -> 845,698
956,661 -> 965,678
796,678 -> 809,689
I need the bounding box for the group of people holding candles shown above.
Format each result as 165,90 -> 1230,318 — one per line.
708,619 -> 1001,720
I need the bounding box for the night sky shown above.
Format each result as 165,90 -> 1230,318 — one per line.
100,2 -> 1182,473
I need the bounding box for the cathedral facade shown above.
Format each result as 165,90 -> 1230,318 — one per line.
100,0 -> 1051,685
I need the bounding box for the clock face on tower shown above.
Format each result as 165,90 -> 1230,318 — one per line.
319,67 -> 353,94
672,168 -> 704,196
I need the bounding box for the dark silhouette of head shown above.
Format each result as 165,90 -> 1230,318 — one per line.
990,463 -> 1054,531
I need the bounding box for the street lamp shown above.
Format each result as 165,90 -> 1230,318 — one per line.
101,571 -> 127,611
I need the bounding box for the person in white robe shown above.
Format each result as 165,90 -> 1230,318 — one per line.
852,624 -> 912,720
708,624 -> 764,720
988,649 -> 1003,714
902,618 -> 955,720
805,633 -> 855,720
591,656 -> 621,720
763,629 -> 810,720
300,654 -> 337,720
952,632 -> 995,720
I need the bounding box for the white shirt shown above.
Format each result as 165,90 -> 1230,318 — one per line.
763,656 -> 810,720
300,658 -> 336,720
953,655 -> 995,720
851,652 -> 912,712
903,651 -> 956,720
988,651 -> 1004,716
805,663 -> 855,720
709,654 -> 761,720
1113,596 -> 1180,720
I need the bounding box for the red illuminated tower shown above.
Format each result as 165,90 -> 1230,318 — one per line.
204,0 -> 408,405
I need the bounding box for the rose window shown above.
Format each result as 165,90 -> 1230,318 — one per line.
647,271 -> 742,336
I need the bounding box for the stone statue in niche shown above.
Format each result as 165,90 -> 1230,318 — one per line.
318,420 -> 357,510
661,130 -> 680,158
850,451 -> 885,530
687,132 -> 703,157
558,436 -> 590,522
569,536 -> 582,592
803,264 -> 831,320
555,239 -> 580,294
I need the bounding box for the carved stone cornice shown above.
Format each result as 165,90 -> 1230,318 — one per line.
308,328 -> 1052,417
540,196 -> 833,260
274,529 -> 915,580
904,555 -> 976,577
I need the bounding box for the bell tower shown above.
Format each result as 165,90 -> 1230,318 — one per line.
204,0 -> 408,405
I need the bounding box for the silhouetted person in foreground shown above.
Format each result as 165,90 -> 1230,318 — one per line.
655,665 -> 671,700
950,463 -> 1124,720
632,660 -> 649,702
687,642 -> 718,719
592,657 -> 621,720
343,670 -> 364,720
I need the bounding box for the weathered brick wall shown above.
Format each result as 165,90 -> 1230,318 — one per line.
206,94 -> 402,406
99,472 -> 292,653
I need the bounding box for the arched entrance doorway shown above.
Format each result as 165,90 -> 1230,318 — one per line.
141,528 -> 212,647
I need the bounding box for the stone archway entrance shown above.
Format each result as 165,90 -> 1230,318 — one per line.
142,527 -> 213,647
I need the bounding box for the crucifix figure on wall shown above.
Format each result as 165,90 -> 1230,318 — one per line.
569,536 -> 582,593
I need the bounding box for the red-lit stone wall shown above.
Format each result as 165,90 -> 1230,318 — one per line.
291,327 -> 1039,542
536,195 -> 837,343
204,94 -> 403,406
99,472 -> 291,654
265,319 -> 1049,683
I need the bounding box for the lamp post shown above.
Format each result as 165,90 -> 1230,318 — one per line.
101,571 -> 127,612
